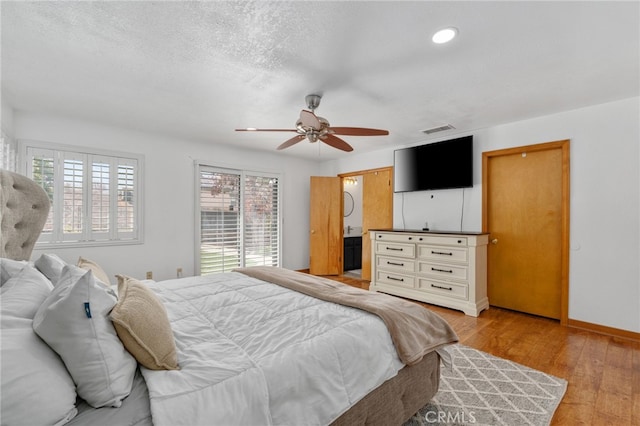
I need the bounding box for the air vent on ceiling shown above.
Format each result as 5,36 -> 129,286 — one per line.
422,124 -> 455,135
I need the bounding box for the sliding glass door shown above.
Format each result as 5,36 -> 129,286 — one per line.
197,165 -> 280,275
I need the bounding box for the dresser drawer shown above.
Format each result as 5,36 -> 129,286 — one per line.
418,278 -> 468,300
418,245 -> 468,263
418,261 -> 468,280
374,232 -> 423,244
377,256 -> 415,274
375,241 -> 415,258
421,235 -> 467,247
376,271 -> 415,288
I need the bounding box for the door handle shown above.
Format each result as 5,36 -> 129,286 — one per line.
491,238 -> 498,245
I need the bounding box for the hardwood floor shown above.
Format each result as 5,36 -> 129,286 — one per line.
327,274 -> 640,425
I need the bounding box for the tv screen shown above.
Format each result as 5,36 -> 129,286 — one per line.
394,135 -> 473,192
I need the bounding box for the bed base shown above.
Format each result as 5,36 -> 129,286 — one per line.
331,351 -> 440,426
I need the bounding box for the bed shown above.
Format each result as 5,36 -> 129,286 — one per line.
1,169 -> 458,426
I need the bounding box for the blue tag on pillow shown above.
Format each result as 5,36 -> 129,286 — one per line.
84,302 -> 92,318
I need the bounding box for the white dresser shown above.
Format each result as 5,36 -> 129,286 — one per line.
370,230 -> 489,316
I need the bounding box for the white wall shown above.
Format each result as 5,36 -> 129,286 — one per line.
14,111 -> 319,280
320,97 -> 640,333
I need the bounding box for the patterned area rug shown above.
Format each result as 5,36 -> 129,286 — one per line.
404,344 -> 567,426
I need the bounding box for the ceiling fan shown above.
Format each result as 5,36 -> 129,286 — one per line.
235,94 -> 389,152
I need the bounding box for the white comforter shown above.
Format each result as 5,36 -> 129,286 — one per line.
141,272 -> 405,426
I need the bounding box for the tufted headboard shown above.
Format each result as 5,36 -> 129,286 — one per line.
0,169 -> 51,261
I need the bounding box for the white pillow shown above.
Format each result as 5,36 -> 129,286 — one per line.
1,328 -> 78,426
33,265 -> 137,408
0,258 -> 28,286
35,253 -> 69,287
1,266 -> 77,426
1,264 -> 53,325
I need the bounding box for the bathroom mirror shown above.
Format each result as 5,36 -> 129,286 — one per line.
344,191 -> 354,217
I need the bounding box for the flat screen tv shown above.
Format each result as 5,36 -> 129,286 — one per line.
394,135 -> 473,192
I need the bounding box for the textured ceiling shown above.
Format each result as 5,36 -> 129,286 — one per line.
2,1 -> 639,160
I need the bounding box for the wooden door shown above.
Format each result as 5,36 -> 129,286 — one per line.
361,168 -> 393,281
309,176 -> 342,275
482,140 -> 569,321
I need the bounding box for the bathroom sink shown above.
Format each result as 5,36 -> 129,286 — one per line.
344,226 -> 362,237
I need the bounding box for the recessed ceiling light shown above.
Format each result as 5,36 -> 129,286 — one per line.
432,27 -> 458,44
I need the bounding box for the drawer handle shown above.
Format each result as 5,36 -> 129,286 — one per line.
431,267 -> 453,274
387,261 -> 405,266
387,275 -> 404,282
431,250 -> 453,256
431,284 -> 453,291
386,247 -> 404,251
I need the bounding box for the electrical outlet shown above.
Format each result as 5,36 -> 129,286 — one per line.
146,271 -> 153,279
176,268 -> 183,278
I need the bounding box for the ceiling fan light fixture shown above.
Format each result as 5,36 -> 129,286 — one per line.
237,94 -> 388,152
432,27 -> 458,44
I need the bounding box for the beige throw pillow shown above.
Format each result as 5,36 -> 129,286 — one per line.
77,257 -> 112,287
110,275 -> 179,370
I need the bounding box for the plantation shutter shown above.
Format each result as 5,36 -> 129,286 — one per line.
23,144 -> 141,245
116,160 -> 137,240
90,156 -> 111,240
198,165 -> 280,275
62,153 -> 86,241
27,148 -> 55,242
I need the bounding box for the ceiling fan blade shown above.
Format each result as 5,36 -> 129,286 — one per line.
299,110 -> 322,130
277,135 -> 306,150
321,134 -> 354,152
328,127 -> 389,136
235,128 -> 297,132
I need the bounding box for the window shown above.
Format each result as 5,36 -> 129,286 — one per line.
20,140 -> 143,247
197,164 -> 280,275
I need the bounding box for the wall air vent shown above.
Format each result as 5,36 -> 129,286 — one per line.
422,124 -> 455,135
